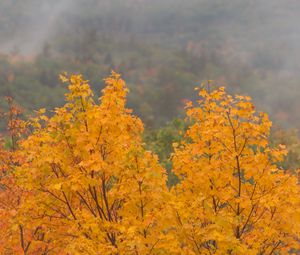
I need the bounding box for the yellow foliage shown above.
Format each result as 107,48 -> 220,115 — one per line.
1,74 -> 299,255
170,85 -> 300,254
16,72 -> 171,254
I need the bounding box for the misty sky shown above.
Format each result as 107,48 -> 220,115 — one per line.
1,0 -> 300,65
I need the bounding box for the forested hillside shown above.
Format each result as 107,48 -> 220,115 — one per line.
1,0 -> 300,127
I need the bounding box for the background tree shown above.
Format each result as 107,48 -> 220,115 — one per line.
170,84 -> 300,254
270,127 -> 300,172
143,118 -> 186,187
0,98 -> 52,255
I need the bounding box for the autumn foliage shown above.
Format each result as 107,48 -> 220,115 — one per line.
0,73 -> 300,254
171,85 -> 300,254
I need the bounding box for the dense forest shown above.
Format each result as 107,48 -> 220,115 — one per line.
1,0 -> 300,127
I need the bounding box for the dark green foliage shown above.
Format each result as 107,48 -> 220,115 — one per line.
144,118 -> 187,187
270,128 -> 300,172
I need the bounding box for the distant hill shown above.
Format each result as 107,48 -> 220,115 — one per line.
1,0 -> 300,128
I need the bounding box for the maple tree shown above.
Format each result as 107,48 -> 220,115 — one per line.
16,72 -> 171,254
0,98 -> 51,255
0,109 -> 22,254
170,84 -> 300,254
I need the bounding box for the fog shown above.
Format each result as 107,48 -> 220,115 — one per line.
3,0 -> 300,63
0,0 -> 74,54
1,0 -> 300,128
